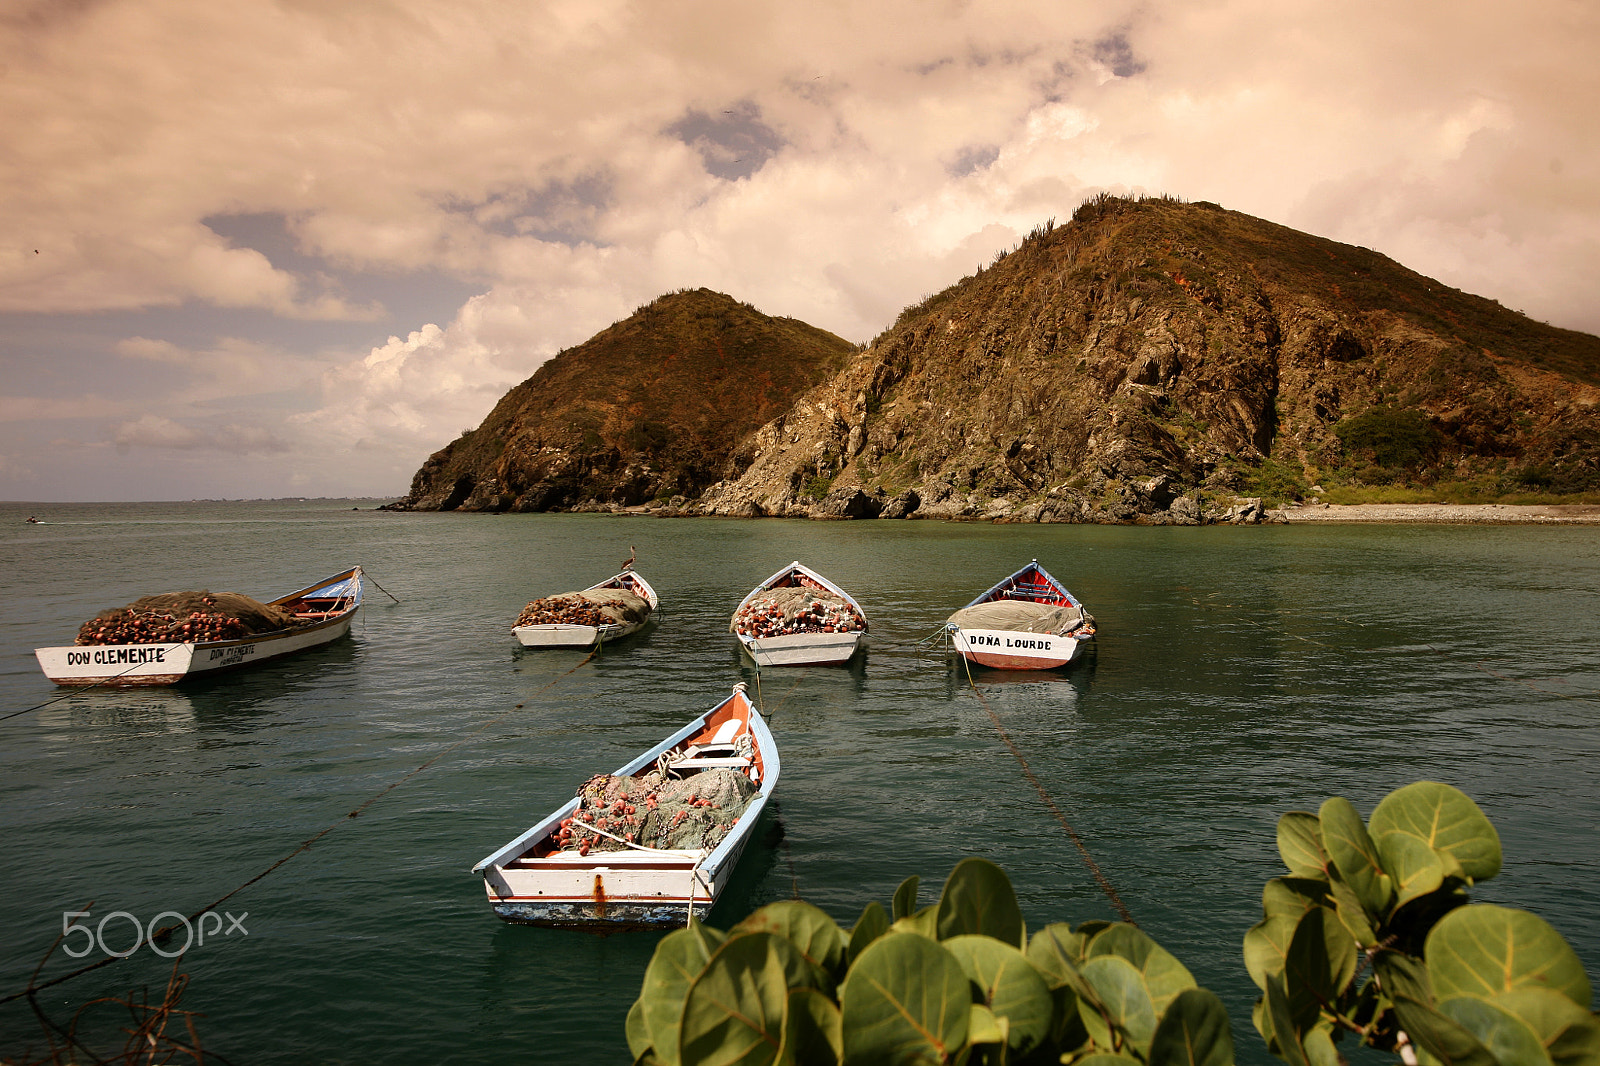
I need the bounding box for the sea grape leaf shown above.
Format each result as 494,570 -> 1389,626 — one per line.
1369,782 -> 1502,883
1325,874 -> 1379,949
1438,996 -> 1553,1066
1262,877 -> 1333,923
778,986 -> 842,1066
848,901 -> 890,966
1086,923 -> 1198,1018
1285,905 -> 1358,1007
893,875 -> 920,921
1489,988 -> 1600,1066
967,1002 -> 1007,1047
640,923 -> 724,1066
680,932 -> 820,1066
936,857 -> 1025,947
1301,1024 -> 1340,1066
627,998 -> 653,1060
1028,922 -> 1089,988
1073,1056 -> 1145,1066
1373,951 -> 1434,1006
1426,904 -> 1593,1009
734,901 -> 847,986
1317,796 -> 1393,916
1264,973 -> 1313,1066
840,931 -> 970,1066
944,934 -> 1054,1055
890,904 -> 939,941
1278,811 -> 1330,878
1147,987 -> 1234,1066
1080,955 -> 1160,1058
1390,993 -> 1498,1066
1243,914 -> 1298,992
1375,829 -> 1446,911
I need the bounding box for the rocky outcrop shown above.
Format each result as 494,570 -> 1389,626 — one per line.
691,196 -> 1600,523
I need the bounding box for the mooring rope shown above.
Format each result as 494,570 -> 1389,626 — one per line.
953,638 -> 1137,925
1,646 -> 602,1007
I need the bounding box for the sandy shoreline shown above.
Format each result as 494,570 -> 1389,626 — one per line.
1273,502 -> 1600,524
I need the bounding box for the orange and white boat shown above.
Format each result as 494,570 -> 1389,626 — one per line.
946,560 -> 1095,670
473,683 -> 778,928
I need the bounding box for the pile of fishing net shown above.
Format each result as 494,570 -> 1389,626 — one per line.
946,599 -> 1094,635
729,586 -> 866,639
75,591 -> 299,646
553,768 -> 758,855
514,588 -> 650,628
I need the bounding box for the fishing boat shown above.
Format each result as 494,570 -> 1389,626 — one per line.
729,561 -> 868,667
473,683 -> 778,928
34,567 -> 363,687
946,559 -> 1095,670
512,568 -> 659,647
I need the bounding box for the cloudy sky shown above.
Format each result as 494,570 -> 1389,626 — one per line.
3,0 -> 1596,502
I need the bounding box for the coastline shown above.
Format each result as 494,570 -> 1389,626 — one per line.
1273,502 -> 1600,524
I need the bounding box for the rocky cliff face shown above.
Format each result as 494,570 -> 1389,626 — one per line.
694,196 -> 1600,523
387,289 -> 854,512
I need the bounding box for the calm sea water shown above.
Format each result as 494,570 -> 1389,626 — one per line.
1,501 -> 1596,1064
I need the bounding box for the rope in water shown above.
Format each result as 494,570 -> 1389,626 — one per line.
0,646 -> 601,1007
952,631 -> 1137,926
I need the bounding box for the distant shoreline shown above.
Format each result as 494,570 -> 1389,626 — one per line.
1273,502 -> 1600,524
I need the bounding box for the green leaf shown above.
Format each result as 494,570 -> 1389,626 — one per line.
1284,906 -> 1358,1014
1080,955 -> 1159,1057
1072,1056 -> 1145,1066
1261,878 -> 1332,923
1369,782 -> 1502,883
735,901 -> 848,986
1373,951 -> 1434,1006
1027,923 -> 1089,988
1243,915 -> 1297,993
891,904 -> 940,940
1147,987 -> 1235,1066
840,930 -> 970,1066
627,997 -> 653,1061
1390,992 -> 1499,1066
640,923 -> 726,1066
1427,905 -> 1593,1010
779,986 -> 842,1066
944,935 -> 1055,1055
1325,874 -> 1379,949
1375,828 -> 1446,910
936,858 -> 1025,948
1317,796 -> 1393,916
1086,923 -> 1198,1018
849,901 -> 890,966
967,1002 -> 1007,1046
1264,973 -> 1312,1066
1438,996 -> 1554,1066
1487,988 -> 1600,1066
1278,812 -> 1330,878
1301,1024 -> 1340,1066
681,931 -> 821,1066
893,875 -> 921,921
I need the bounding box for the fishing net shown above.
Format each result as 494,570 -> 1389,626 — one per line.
730,586 -> 866,638
75,591 -> 300,646
514,588 -> 650,628
553,769 -> 758,854
946,600 -> 1090,635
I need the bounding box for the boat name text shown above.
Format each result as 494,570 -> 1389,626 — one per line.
968,634 -> 1054,650
67,646 -> 166,667
208,644 -> 256,663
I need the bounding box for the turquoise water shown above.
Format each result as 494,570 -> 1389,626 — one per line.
1,501 -> 1597,1063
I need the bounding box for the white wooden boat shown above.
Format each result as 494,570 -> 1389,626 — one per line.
946,559 -> 1095,670
729,561 -> 868,667
473,683 -> 778,928
512,569 -> 659,647
35,567 -> 364,686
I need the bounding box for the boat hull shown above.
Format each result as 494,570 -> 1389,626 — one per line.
513,617 -> 649,647
35,613 -> 357,686
952,627 -> 1091,671
739,630 -> 863,667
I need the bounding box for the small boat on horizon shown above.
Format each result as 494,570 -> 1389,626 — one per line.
473,683 -> 778,928
34,566 -> 364,686
729,560 -> 868,667
946,559 -> 1095,671
512,567 -> 659,647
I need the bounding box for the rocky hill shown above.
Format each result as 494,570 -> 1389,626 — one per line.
386,289 -> 854,511
695,195 -> 1600,523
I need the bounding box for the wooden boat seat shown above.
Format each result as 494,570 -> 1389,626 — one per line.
670,755 -> 752,772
